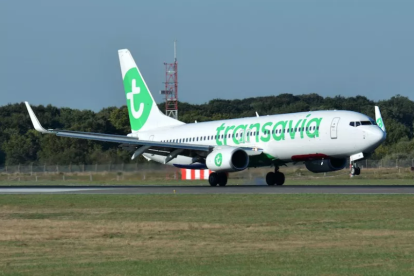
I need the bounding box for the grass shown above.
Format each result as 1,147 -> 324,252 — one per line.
0,166 -> 414,186
1,194 -> 414,275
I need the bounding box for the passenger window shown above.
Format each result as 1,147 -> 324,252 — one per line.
356,122 -> 361,127
350,122 -> 355,127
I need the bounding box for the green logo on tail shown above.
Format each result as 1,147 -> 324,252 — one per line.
215,153 -> 223,167
123,68 -> 153,131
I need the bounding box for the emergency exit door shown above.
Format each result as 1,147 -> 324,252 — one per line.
330,117 -> 340,139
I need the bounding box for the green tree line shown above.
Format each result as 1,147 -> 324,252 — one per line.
1,93 -> 414,166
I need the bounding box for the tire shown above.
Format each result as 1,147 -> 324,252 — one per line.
209,173 -> 219,187
351,166 -> 356,175
218,173 -> 228,186
266,172 -> 276,186
275,172 -> 285,186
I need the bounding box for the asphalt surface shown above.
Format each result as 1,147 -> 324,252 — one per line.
1,185 -> 414,194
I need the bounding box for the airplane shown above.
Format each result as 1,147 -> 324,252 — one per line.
25,49 -> 387,186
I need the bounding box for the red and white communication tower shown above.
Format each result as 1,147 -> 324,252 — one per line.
161,40 -> 178,119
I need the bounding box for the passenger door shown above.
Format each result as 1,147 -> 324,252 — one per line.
330,117 -> 340,139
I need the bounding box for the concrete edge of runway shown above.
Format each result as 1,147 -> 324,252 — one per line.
1,185 -> 414,194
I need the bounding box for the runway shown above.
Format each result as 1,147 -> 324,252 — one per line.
1,185 -> 414,194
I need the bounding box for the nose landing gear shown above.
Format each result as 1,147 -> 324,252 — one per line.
266,167 -> 285,186
350,163 -> 361,176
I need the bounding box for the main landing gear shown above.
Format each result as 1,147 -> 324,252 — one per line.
266,167 -> 285,186
350,163 -> 361,176
209,172 -> 228,187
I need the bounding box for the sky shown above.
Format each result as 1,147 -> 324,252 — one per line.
1,0 -> 413,111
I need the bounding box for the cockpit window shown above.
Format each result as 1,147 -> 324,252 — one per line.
351,120 -> 375,127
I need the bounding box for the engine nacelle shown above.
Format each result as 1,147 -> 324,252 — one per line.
305,158 -> 347,173
206,147 -> 249,172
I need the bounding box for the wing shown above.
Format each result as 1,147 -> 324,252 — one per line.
25,102 -> 263,160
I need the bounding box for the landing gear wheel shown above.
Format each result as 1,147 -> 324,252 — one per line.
275,172 -> 285,186
218,173 -> 228,186
266,172 -> 276,186
209,173 -> 219,187
350,163 -> 361,176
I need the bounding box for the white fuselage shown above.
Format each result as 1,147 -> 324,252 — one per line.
132,110 -> 385,167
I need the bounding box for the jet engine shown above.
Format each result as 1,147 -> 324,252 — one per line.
305,158 -> 347,173
206,147 -> 249,172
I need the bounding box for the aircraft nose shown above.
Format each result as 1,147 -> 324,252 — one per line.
371,127 -> 386,146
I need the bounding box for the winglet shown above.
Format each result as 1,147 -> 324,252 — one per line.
24,102 -> 50,134
375,106 -> 386,133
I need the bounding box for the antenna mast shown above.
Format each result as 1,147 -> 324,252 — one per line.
162,40 -> 178,119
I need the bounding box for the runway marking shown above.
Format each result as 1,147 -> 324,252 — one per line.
0,188 -> 101,193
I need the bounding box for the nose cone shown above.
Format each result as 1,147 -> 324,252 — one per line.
370,127 -> 386,148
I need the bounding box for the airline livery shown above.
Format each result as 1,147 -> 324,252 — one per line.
25,49 -> 387,186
